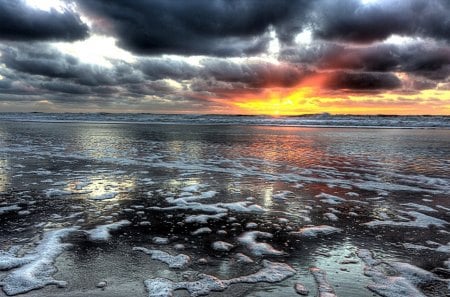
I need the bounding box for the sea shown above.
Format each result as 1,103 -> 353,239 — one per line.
0,113 -> 449,297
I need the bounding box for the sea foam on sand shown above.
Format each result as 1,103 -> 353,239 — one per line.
144,260 -> 295,297
238,231 -> 284,256
133,247 -> 190,269
0,227 -> 78,296
289,225 -> 342,238
85,220 -> 131,241
357,248 -> 448,297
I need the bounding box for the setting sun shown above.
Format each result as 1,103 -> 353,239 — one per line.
233,86 -> 316,116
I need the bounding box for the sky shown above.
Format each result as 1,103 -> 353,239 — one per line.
0,0 -> 449,115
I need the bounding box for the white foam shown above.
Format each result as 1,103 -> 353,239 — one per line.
357,249 -> 431,297
144,278 -> 174,297
144,260 -> 295,297
217,202 -> 266,213
315,193 -> 347,205
324,213 -> 339,222
310,267 -> 337,297
238,231 -> 284,256
86,220 -> 131,241
133,247 -> 190,269
272,191 -> 294,200
400,203 -> 437,212
0,205 -> 21,215
290,225 -> 342,238
89,191 -> 118,200
364,211 -> 448,229
184,213 -> 226,224
44,188 -> 72,197
211,241 -> 234,252
153,237 -> 170,245
294,282 -> 309,295
191,227 -> 212,236
181,184 -> 204,192
168,190 -> 217,203
235,253 -> 254,263
0,228 -> 78,296
0,251 -> 34,270
404,241 -> 450,254
389,262 -> 442,286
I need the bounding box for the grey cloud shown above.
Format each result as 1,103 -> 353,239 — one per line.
0,0 -> 88,41
41,81 -> 91,94
312,0 -> 450,43
282,40 -> 450,81
0,44 -> 144,86
76,0 -> 310,56
325,72 -> 402,90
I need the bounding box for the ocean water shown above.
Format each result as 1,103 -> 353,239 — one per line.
0,115 -> 449,297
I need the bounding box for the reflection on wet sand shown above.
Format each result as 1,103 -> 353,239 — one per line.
0,159 -> 9,193
0,122 -> 448,297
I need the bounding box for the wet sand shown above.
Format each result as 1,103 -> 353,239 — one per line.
0,122 -> 449,296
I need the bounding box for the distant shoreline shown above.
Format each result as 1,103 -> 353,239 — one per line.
0,112 -> 448,129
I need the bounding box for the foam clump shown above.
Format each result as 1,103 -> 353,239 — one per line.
44,188 -> 72,197
272,191 -> 294,200
89,191 -> 118,200
144,260 -> 295,297
86,220 -> 131,241
238,231 -> 284,256
184,213 -> 226,224
192,227 -> 212,236
289,225 -> 342,238
217,202 -> 266,213
364,211 -> 448,229
0,205 -> 21,215
315,193 -> 346,205
356,248 -> 445,297
0,227 -> 78,296
153,237 -> 169,245
211,241 -> 234,252
235,253 -> 254,263
134,247 -> 190,269
0,251 -> 34,270
310,267 -> 337,297
144,278 -> 174,297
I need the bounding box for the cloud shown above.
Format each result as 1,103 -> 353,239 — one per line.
77,0 -> 310,56
0,43 -> 144,86
139,58 -> 199,81
312,0 -> 450,43
281,40 -> 450,81
325,72 -> 402,91
0,0 -> 88,41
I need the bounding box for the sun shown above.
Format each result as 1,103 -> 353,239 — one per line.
228,74 -> 328,116
234,87 -> 316,116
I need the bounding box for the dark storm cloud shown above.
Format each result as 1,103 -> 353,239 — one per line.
76,0 -> 310,56
139,57 -> 311,89
281,41 -> 450,81
325,72 -> 402,90
0,0 -> 88,41
312,0 -> 450,43
0,44 -> 144,86
41,81 -> 91,94
200,59 -> 311,88
344,43 -> 450,78
139,59 -> 198,81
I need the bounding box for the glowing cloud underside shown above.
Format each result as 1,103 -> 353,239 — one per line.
220,75 -> 450,116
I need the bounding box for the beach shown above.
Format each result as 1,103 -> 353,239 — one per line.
0,117 -> 449,297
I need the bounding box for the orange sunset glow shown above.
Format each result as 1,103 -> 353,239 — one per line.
0,0 -> 449,116
213,74 -> 450,116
